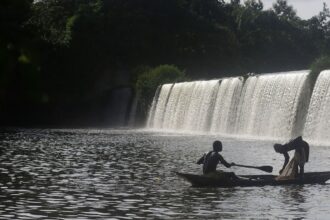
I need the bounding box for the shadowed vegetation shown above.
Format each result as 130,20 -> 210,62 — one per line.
135,64 -> 186,121
1,0 -> 330,126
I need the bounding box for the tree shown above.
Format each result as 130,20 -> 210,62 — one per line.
135,65 -> 186,120
2,0 -> 330,126
317,3 -> 330,35
245,0 -> 263,12
273,0 -> 298,22
0,0 -> 47,125
28,0 -> 77,46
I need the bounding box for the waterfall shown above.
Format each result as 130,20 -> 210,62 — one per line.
146,85 -> 162,127
210,78 -> 243,133
147,70 -> 312,140
148,84 -> 174,128
304,70 -> 330,144
180,80 -> 220,131
235,71 -> 309,139
148,80 -> 221,131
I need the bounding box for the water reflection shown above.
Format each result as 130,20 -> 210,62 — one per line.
0,128 -> 330,219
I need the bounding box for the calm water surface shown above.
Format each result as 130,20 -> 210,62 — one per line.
0,128 -> 330,219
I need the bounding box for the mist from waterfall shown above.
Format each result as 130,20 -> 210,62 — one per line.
146,70 -> 317,140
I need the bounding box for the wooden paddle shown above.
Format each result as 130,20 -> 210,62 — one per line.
232,163 -> 273,173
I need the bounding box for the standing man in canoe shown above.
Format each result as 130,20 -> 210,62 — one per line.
197,140 -> 234,174
274,136 -> 309,180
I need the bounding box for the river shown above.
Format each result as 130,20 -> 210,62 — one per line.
0,128 -> 329,219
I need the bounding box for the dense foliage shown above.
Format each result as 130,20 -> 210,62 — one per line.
1,0 -> 330,126
135,64 -> 186,120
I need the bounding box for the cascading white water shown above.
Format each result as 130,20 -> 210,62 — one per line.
169,82 -> 197,130
304,70 -> 330,144
147,70 -> 311,139
181,80 -> 220,131
146,85 -> 161,127
148,84 -> 173,128
210,78 -> 243,133
235,70 -> 310,139
147,80 -> 220,131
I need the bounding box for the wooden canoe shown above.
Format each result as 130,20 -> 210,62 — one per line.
176,171 -> 330,187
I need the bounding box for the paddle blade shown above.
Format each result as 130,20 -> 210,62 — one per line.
258,166 -> 273,173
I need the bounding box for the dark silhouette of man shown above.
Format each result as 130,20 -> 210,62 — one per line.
274,136 -> 309,180
197,140 -> 233,174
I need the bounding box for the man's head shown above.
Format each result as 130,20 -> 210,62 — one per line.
213,140 -> 222,152
274,143 -> 284,153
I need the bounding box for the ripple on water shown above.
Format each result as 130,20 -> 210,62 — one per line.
1,128 -> 330,219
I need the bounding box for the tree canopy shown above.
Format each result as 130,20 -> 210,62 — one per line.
1,0 -> 330,126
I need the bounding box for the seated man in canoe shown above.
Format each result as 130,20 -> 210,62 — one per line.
274,136 -> 309,180
197,140 -> 234,175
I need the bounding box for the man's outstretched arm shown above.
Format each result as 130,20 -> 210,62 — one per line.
219,155 -> 231,168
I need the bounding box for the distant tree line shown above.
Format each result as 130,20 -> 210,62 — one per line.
1,0 -> 330,126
